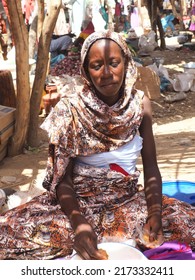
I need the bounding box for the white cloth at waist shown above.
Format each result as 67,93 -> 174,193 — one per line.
76,134 -> 143,174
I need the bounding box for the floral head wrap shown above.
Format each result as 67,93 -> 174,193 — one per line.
41,30 -> 144,194
80,30 -> 138,91
42,30 -> 144,154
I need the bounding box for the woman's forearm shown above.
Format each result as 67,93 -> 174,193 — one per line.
143,166 -> 162,218
56,159 -> 88,231
57,183 -> 88,230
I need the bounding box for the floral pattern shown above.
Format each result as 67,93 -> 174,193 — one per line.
0,31 -> 194,259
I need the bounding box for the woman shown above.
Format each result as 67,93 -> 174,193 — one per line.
73,19 -> 95,48
0,30 -> 194,260
114,0 -> 122,32
189,3 -> 195,37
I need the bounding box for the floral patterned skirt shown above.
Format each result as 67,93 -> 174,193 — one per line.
0,164 -> 194,260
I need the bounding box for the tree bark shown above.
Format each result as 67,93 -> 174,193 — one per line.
6,0 -> 30,156
157,14 -> 166,49
37,0 -> 45,38
145,0 -> 165,49
27,0 -> 61,147
29,13 -> 38,59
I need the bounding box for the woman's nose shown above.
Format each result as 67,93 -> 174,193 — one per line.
102,64 -> 112,77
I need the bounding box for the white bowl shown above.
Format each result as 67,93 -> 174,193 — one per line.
71,242 -> 147,260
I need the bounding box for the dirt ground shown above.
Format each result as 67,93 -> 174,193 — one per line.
0,40 -> 195,196
146,45 -> 195,184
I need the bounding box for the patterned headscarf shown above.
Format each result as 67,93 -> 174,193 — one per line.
41,30 -> 144,193
42,30 -> 144,156
80,30 -> 137,82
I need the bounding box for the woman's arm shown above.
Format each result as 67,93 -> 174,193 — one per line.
56,158 -> 105,260
139,95 -> 163,242
56,158 -> 84,230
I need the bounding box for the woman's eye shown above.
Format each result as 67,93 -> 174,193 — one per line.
94,65 -> 101,70
111,61 -> 119,67
90,64 -> 101,71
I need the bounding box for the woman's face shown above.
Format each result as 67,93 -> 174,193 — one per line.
87,39 -> 125,106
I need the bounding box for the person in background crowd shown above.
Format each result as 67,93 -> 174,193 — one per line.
189,2 -> 195,36
0,13 -> 7,59
99,0 -> 109,29
50,33 -> 74,59
114,0 -> 122,32
21,0 -> 35,30
73,19 -> 95,48
130,0 -> 139,30
53,3 -> 71,37
116,14 -> 130,33
49,4 -> 75,61
127,0 -> 135,24
0,0 -> 12,50
161,11 -> 175,36
73,0 -> 95,47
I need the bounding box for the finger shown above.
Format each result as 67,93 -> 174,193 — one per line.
74,243 -> 94,260
76,250 -> 91,260
149,227 -> 164,243
149,231 -> 157,242
143,224 -> 158,242
90,249 -> 107,260
76,247 -> 103,260
74,240 -> 98,260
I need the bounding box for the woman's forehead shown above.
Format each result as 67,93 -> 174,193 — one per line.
87,40 -> 123,61
81,31 -> 129,63
89,39 -> 122,52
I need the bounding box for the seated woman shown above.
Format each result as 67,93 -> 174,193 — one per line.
50,33 -> 74,59
0,30 -> 194,260
115,15 -> 130,33
73,19 -> 95,48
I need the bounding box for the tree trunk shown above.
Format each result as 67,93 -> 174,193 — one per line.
27,0 -> 61,147
29,13 -> 38,59
37,0 -> 45,38
157,14 -> 166,49
145,0 -> 165,49
6,0 -> 30,156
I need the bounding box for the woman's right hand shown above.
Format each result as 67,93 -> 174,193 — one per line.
72,214 -> 104,260
56,159 -> 105,259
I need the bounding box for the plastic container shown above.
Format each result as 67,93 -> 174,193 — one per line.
183,62 -> 195,74
0,189 -> 6,208
164,92 -> 187,103
177,34 -> 189,44
162,180 -> 195,205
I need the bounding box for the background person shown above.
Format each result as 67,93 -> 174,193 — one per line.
189,2 -> 195,36
114,0 -> 122,31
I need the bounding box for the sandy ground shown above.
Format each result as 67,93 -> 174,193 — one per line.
0,37 -> 195,206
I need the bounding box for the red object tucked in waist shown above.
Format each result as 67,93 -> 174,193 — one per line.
109,163 -> 129,176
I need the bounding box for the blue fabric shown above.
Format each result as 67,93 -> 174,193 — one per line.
50,54 -> 65,68
161,14 -> 175,31
160,76 -> 172,92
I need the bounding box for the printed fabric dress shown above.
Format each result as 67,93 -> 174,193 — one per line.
0,30 -> 194,260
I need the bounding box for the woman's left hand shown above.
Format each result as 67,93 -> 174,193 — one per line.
142,214 -> 164,246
